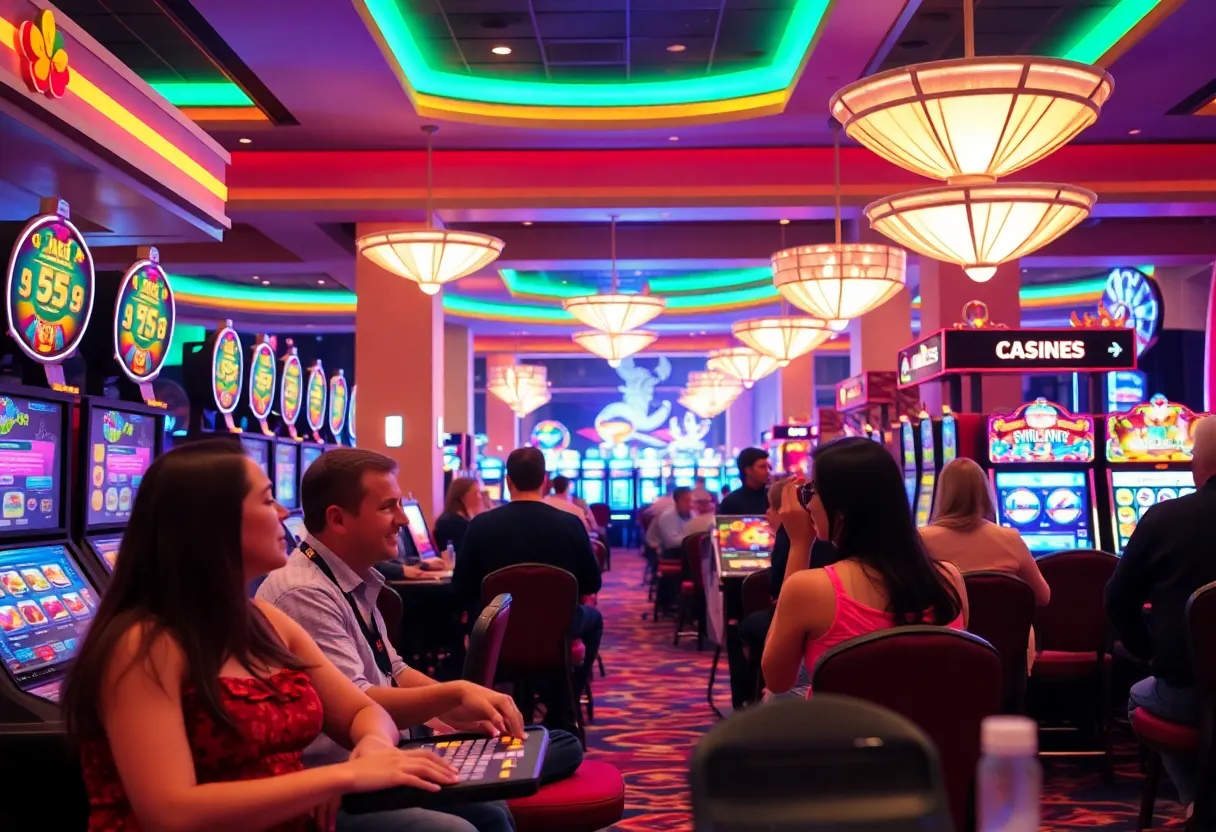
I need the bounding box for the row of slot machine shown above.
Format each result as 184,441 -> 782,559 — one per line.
900,396 -> 1205,556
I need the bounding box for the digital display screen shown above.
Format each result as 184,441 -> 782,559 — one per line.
0,545 -> 97,702
240,435 -> 271,477
283,515 -> 307,545
901,421 -> 916,471
274,443 -> 299,510
1109,470 -> 1195,553
993,470 -> 1092,553
402,501 -> 436,559
483,483 -> 502,502
941,415 -> 958,464
904,474 -> 916,510
915,472 -> 935,527
86,407 -> 155,527
0,395 -> 64,532
609,478 -> 633,510
715,515 -> 774,575
638,479 -> 660,506
300,445 -> 324,477
89,533 -> 122,574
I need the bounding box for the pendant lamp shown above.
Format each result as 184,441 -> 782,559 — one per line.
563,216 -> 665,334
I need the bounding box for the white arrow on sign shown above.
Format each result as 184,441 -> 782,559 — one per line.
1108,342 -> 1123,357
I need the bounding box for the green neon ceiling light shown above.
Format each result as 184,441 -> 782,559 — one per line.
360,0 -> 832,107
500,267 -> 773,299
149,82 -> 253,107
1056,0 -> 1166,63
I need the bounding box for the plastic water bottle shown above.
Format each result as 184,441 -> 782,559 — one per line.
977,716 -> 1040,832
444,542 -> 456,563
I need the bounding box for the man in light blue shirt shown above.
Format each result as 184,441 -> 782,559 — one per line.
653,487 -> 695,553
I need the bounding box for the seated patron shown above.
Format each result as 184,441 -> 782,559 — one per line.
762,438 -> 968,695
652,487 -> 695,554
544,475 -> 593,532
691,477 -> 714,506
433,476 -> 483,556
1105,416 -> 1216,813
718,447 -> 772,515
259,448 -> 583,831
453,447 -> 604,733
684,492 -> 716,536
64,441 -> 462,832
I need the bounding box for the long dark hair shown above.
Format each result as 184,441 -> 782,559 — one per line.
812,437 -> 961,625
64,439 -> 306,739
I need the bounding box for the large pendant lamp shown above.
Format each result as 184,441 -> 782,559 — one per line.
831,0 -> 1109,282
706,346 -> 780,389
356,126 -> 504,295
773,128 -> 907,319
572,329 -> 659,368
487,363 -> 550,418
731,316 -> 833,367
680,371 -> 743,419
563,216 -> 665,334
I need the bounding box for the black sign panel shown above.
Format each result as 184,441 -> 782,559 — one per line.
771,424 -> 813,440
898,328 -> 1137,387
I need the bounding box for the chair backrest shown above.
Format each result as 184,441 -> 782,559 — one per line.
1188,581 -> 1216,695
589,502 -> 610,528
812,626 -> 1003,832
683,531 -> 710,593
963,571 -> 1036,709
591,538 -> 608,573
1034,549 -> 1118,654
481,564 -> 578,674
0,722 -> 90,828
691,694 -> 952,832
740,567 -> 773,617
462,593 -> 512,688
375,582 -> 405,654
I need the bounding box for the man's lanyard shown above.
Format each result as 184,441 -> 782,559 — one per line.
300,542 -> 398,687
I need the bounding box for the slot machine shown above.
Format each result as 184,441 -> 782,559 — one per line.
697,448 -> 724,494
276,341 -> 307,496
274,439 -> 302,541
1104,396 -> 1205,554
579,450 -> 606,505
556,449 -> 581,492
670,452 -> 697,489
299,359 -> 329,478
987,399 -> 1098,555
233,335 -> 277,481
912,408 -> 958,527
636,448 -> 664,506
480,456 -> 506,503
606,447 -> 637,546
899,415 -> 920,510
326,368 -> 349,449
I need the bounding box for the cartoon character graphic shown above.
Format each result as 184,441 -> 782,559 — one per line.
26,318 -> 64,354
129,347 -> 149,376
593,357 -> 672,446
667,411 -> 711,452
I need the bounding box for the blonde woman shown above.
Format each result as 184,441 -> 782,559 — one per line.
922,458 -> 1051,669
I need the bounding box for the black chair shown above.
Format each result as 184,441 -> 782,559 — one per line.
0,722 -> 90,829
462,593 -> 512,688
691,695 -> 953,832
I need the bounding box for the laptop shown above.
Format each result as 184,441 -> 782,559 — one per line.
713,515 -> 776,578
401,500 -> 453,579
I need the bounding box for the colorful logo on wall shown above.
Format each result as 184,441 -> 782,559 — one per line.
211,325 -> 243,414
0,397 -> 30,436
989,399 -> 1095,464
5,210 -> 95,363
1107,396 -> 1203,463
530,419 -> 571,452
281,352 -> 303,426
348,385 -> 357,442
248,342 -> 276,421
591,357 -> 673,447
328,370 -> 348,438
114,250 -> 174,382
101,410 -> 133,444
18,10 -> 71,99
306,363 -> 327,433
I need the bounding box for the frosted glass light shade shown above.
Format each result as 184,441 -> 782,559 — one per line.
562,294 -> 666,334
357,229 -> 504,294
866,182 -> 1095,283
731,317 -> 834,367
680,370 -> 743,418
572,330 -> 658,367
706,347 -> 780,389
487,364 -> 550,417
772,243 -> 907,321
830,57 -> 1113,182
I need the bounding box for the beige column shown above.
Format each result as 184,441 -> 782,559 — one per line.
848,219 -> 914,375
443,324 -> 473,434
780,351 -> 816,423
484,353 -> 519,456
354,223 -> 444,518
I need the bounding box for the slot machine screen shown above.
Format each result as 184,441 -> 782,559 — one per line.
300,445 -> 324,476
240,436 -> 271,477
274,443 -> 300,510
90,533 -> 123,574
0,544 -> 98,702
283,515 -> 307,546
993,470 -> 1093,553
86,407 -> 156,527
402,501 -> 437,559
941,414 -> 958,465
900,421 -> 916,508
714,515 -> 775,576
915,419 -> 936,527
1108,470 -> 1195,552
0,395 -> 65,533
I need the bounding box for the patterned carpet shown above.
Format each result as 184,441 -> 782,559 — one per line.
583,555 -> 1189,831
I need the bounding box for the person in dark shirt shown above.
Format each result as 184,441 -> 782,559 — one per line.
453,447 -> 603,732
719,447 -> 773,515
433,476 -> 483,556
1105,415 -> 1216,812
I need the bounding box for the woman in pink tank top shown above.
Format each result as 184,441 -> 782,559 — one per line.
761,438 -> 969,695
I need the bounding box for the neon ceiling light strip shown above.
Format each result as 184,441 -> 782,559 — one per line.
0,16 -> 227,201
359,0 -> 832,108
1057,0 -> 1169,63
150,81 -> 252,107
500,267 -> 773,300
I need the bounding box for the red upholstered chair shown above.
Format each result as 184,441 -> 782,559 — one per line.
481,564 -> 586,746
507,759 -> 626,832
674,531 -> 710,649
1032,549 -> 1119,777
963,571 -> 1036,713
588,504 -> 612,569
811,626 -> 1004,832
1132,580 -> 1216,830
462,593 -> 511,688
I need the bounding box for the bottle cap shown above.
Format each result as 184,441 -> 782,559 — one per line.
981,716 -> 1038,756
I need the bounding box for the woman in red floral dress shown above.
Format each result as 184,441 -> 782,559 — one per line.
63,439 -> 458,832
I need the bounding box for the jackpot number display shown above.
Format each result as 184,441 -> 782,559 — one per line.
306,368 -> 326,432
115,263 -> 173,381
281,355 -> 303,426
211,328 -> 243,414
7,216 -> 94,361
249,344 -> 276,420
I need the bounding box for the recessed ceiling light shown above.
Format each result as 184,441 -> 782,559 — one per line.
779,218 -> 790,225
1128,128 -> 1141,135
668,135 -> 679,142
667,44 -> 686,53
261,280 -> 270,285
251,275 -> 259,280
238,137 -> 252,144
317,279 -> 326,284
491,45 -> 512,55
522,221 -> 533,226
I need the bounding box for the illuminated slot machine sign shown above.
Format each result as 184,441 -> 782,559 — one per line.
113,247 -> 174,396
328,369 -> 348,445
1105,396 -> 1203,553
347,385 -> 357,447
900,418 -> 917,509
914,415 -> 936,528
988,400 -> 1096,553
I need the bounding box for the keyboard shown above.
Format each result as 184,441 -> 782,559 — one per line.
343,728 -> 550,813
